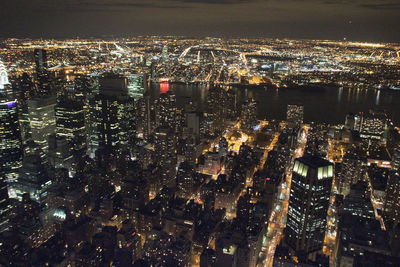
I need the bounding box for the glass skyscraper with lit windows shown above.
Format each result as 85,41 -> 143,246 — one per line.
86,75 -> 136,156
0,98 -> 22,232
0,99 -> 22,183
285,156 -> 333,255
27,95 -> 57,155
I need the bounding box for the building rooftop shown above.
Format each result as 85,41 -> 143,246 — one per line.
296,155 -> 332,169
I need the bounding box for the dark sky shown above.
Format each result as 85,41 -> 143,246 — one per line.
1,0 -> 399,42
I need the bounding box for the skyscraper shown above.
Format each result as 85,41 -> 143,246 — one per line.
287,104 -> 304,125
344,113 -> 362,131
240,98 -> 258,130
156,91 -> 176,130
360,110 -> 388,141
285,156 -> 333,255
0,98 -> 22,232
153,126 -> 177,187
11,155 -> 52,203
27,95 -> 57,155
55,99 -> 87,155
0,98 -> 23,183
0,60 -> 10,93
337,147 -> 365,196
34,49 -> 52,95
127,73 -> 147,100
384,172 -> 400,224
34,49 -> 48,73
87,75 -> 135,156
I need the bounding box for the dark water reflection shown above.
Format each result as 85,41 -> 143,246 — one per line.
149,83 -> 400,125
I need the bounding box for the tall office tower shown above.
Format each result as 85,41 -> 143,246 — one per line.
384,172 -> 400,223
153,126 -> 177,187
0,98 -> 22,232
207,87 -> 232,133
240,98 -> 258,130
285,156 -> 333,256
127,73 -> 147,100
34,49 -> 48,73
176,161 -> 196,199
225,88 -> 237,120
337,148 -> 365,196
136,94 -> 155,140
27,95 -> 57,155
47,134 -> 74,175
344,113 -> 362,131
179,135 -> 197,164
74,75 -> 98,102
186,112 -> 200,137
19,73 -> 37,98
56,99 -> 86,155
360,110 -> 388,141
11,155 -> 52,203
155,91 -> 176,130
0,98 -> 23,183
287,104 -> 304,125
34,49 -> 51,96
87,75 -> 135,156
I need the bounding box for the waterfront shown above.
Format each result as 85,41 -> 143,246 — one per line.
150,83 -> 400,125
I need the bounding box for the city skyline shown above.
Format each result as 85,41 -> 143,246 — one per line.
0,5 -> 399,265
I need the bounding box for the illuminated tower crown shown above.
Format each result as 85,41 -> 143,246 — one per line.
0,60 -> 10,90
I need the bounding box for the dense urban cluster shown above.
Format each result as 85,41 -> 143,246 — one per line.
0,37 -> 399,267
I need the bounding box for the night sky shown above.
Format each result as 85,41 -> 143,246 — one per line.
1,0 -> 399,42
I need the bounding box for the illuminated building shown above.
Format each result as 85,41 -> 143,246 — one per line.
55,99 -> 86,155
240,98 -> 258,130
337,149 -> 365,196
384,172 -> 400,223
178,135 -> 198,164
47,134 -> 74,174
0,60 -> 10,93
176,161 -> 196,199
34,49 -> 51,95
11,155 -> 52,203
287,104 -> 304,125
156,91 -> 176,130
0,97 -> 20,232
214,174 -> 237,215
345,113 -> 362,131
34,49 -> 48,73
0,98 -> 23,183
127,73 -> 147,100
285,156 -> 333,256
340,181 -> 375,219
27,95 -> 56,155
207,87 -> 236,133
186,112 -> 200,137
336,214 -> 391,267
153,126 -> 177,187
360,110 -> 388,141
393,147 -> 400,172
367,165 -> 390,210
199,151 -> 222,176
0,178 -> 11,233
136,94 -> 155,140
87,75 -> 135,156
